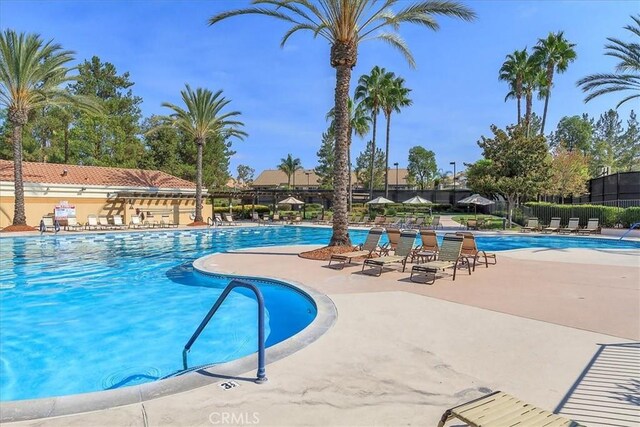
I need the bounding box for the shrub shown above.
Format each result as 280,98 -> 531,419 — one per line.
618,207 -> 640,228
213,204 -> 270,219
525,202 -> 620,227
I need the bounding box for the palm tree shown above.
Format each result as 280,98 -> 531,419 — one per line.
326,97 -> 370,209
577,15 -> 640,108
519,54 -> 544,136
532,31 -> 577,134
355,66 -> 393,199
209,0 -> 475,246
0,30 -> 100,228
278,154 -> 303,188
499,49 -> 529,124
381,75 -> 412,198
160,85 -> 246,223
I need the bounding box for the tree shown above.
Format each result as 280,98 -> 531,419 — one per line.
278,154 -> 302,188
522,57 -> 545,136
619,110 -> 640,171
158,85 -> 246,223
549,114 -> 594,155
315,129 -> 335,189
499,49 -> 529,124
577,15 -> 640,108
236,164 -> 255,186
0,30 -> 99,227
355,66 -> 393,200
593,109 -> 623,175
70,56 -> 144,167
209,0 -> 476,247
546,148 -> 590,201
142,115 -> 183,173
532,31 -> 577,135
466,124 -> 552,224
381,75 -> 412,197
407,146 -> 437,190
355,140 -> 385,191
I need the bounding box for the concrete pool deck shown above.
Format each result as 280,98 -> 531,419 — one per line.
4,240 -> 640,426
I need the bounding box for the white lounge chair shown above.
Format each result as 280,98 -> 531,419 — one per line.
85,215 -> 100,230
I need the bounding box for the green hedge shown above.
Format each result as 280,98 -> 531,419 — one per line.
524,202 -> 625,228
618,207 -> 640,228
213,205 -> 270,219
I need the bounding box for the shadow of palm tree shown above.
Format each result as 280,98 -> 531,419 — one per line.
555,342 -> 640,426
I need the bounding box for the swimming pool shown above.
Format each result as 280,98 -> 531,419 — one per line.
0,226 -> 637,402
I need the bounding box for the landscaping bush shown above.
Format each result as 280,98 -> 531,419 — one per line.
213,204 -> 270,219
525,202 -> 620,227
618,207 -> 640,228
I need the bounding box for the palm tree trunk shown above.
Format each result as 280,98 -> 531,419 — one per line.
369,112 -> 377,199
516,95 -> 522,125
329,64 -> 352,246
525,93 -> 533,136
384,112 -> 391,198
11,120 -> 27,226
541,91 -> 550,135
347,141 -> 352,212
194,138 -> 204,223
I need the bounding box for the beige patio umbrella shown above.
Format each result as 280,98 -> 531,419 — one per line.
365,196 -> 394,205
402,195 -> 432,204
457,194 -> 494,218
277,196 -> 305,205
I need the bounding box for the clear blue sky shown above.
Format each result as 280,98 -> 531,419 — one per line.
2,1 -> 636,176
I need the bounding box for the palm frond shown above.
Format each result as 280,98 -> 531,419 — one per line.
370,32 -> 416,68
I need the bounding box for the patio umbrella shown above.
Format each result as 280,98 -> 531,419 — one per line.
277,196 -> 305,205
457,194 -> 494,218
402,195 -> 432,204
365,196 -> 394,205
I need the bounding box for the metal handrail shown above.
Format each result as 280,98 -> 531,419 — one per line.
619,222 -> 640,240
182,279 -> 267,384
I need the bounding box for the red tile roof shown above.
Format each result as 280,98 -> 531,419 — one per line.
0,160 -> 196,189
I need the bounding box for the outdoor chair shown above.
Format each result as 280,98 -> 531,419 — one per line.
223,213 -> 237,226
214,213 -> 225,226
129,215 -> 145,229
372,216 -> 386,226
457,232 -> 497,270
520,218 -> 539,233
40,216 -> 59,233
65,216 -> 84,231
362,229 -> 417,276
409,234 -> 470,284
98,215 -> 115,230
144,215 -> 159,228
379,227 -> 401,256
438,391 -> 584,427
85,214 -> 100,230
558,217 -> 580,234
271,213 -> 281,223
160,214 -> 178,228
411,230 -> 439,263
542,217 -> 561,233
410,217 -> 425,229
328,227 -> 384,269
111,215 -> 128,229
430,215 -> 442,229
578,218 -> 600,235
466,218 -> 479,230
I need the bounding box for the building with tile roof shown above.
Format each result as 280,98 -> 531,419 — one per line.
251,168 -> 414,190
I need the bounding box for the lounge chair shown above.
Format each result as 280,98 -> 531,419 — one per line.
542,217 -> 561,234
160,214 -> 178,228
145,215 -> 159,228
129,215 -> 147,229
328,227 -> 384,269
362,229 -> 417,276
85,214 -> 100,230
558,217 -> 580,234
411,217 -> 425,229
40,216 -> 59,233
379,227 -> 401,256
410,234 -> 470,284
214,214 -> 225,226
97,215 -> 115,230
430,215 -> 442,229
438,391 -> 584,427
457,232 -> 497,270
223,213 -> 237,226
271,213 -> 281,224
520,218 -> 539,233
412,230 -> 439,263
111,215 -> 127,229
65,216 -> 84,231
371,215 -> 385,227
578,218 -> 600,235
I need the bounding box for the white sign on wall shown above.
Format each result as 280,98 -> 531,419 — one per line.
54,201 -> 76,220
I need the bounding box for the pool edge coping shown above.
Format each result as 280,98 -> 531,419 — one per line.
0,253 -> 338,423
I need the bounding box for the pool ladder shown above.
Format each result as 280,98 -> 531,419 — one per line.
619,222 -> 640,241
182,279 -> 267,384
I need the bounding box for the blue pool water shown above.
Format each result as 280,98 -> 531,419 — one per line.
0,226 -> 637,401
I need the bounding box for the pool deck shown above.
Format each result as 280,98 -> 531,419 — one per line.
5,228 -> 639,427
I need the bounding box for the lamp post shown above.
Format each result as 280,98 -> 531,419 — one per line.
305,171 -> 310,188
450,161 -> 456,205
393,162 -> 399,202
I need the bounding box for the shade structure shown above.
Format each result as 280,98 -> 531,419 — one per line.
365,196 -> 394,205
277,196 -> 305,205
457,194 -> 494,206
402,195 -> 432,204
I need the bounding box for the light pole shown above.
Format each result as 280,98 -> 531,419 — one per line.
450,161 -> 456,205
305,171 -> 310,188
393,162 -> 399,202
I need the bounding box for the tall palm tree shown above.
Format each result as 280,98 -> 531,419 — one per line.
0,30 -> 100,228
532,31 -> 577,134
210,0 -> 476,246
160,85 -> 246,223
355,66 -> 393,199
577,15 -> 640,108
519,54 -> 544,136
327,97 -> 370,209
499,48 -> 529,124
278,154 -> 303,188
381,75 -> 412,197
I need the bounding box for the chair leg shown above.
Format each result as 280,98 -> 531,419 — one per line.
452,264 -> 457,281
438,410 -> 452,427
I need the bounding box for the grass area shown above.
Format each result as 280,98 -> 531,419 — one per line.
451,214 -> 519,230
